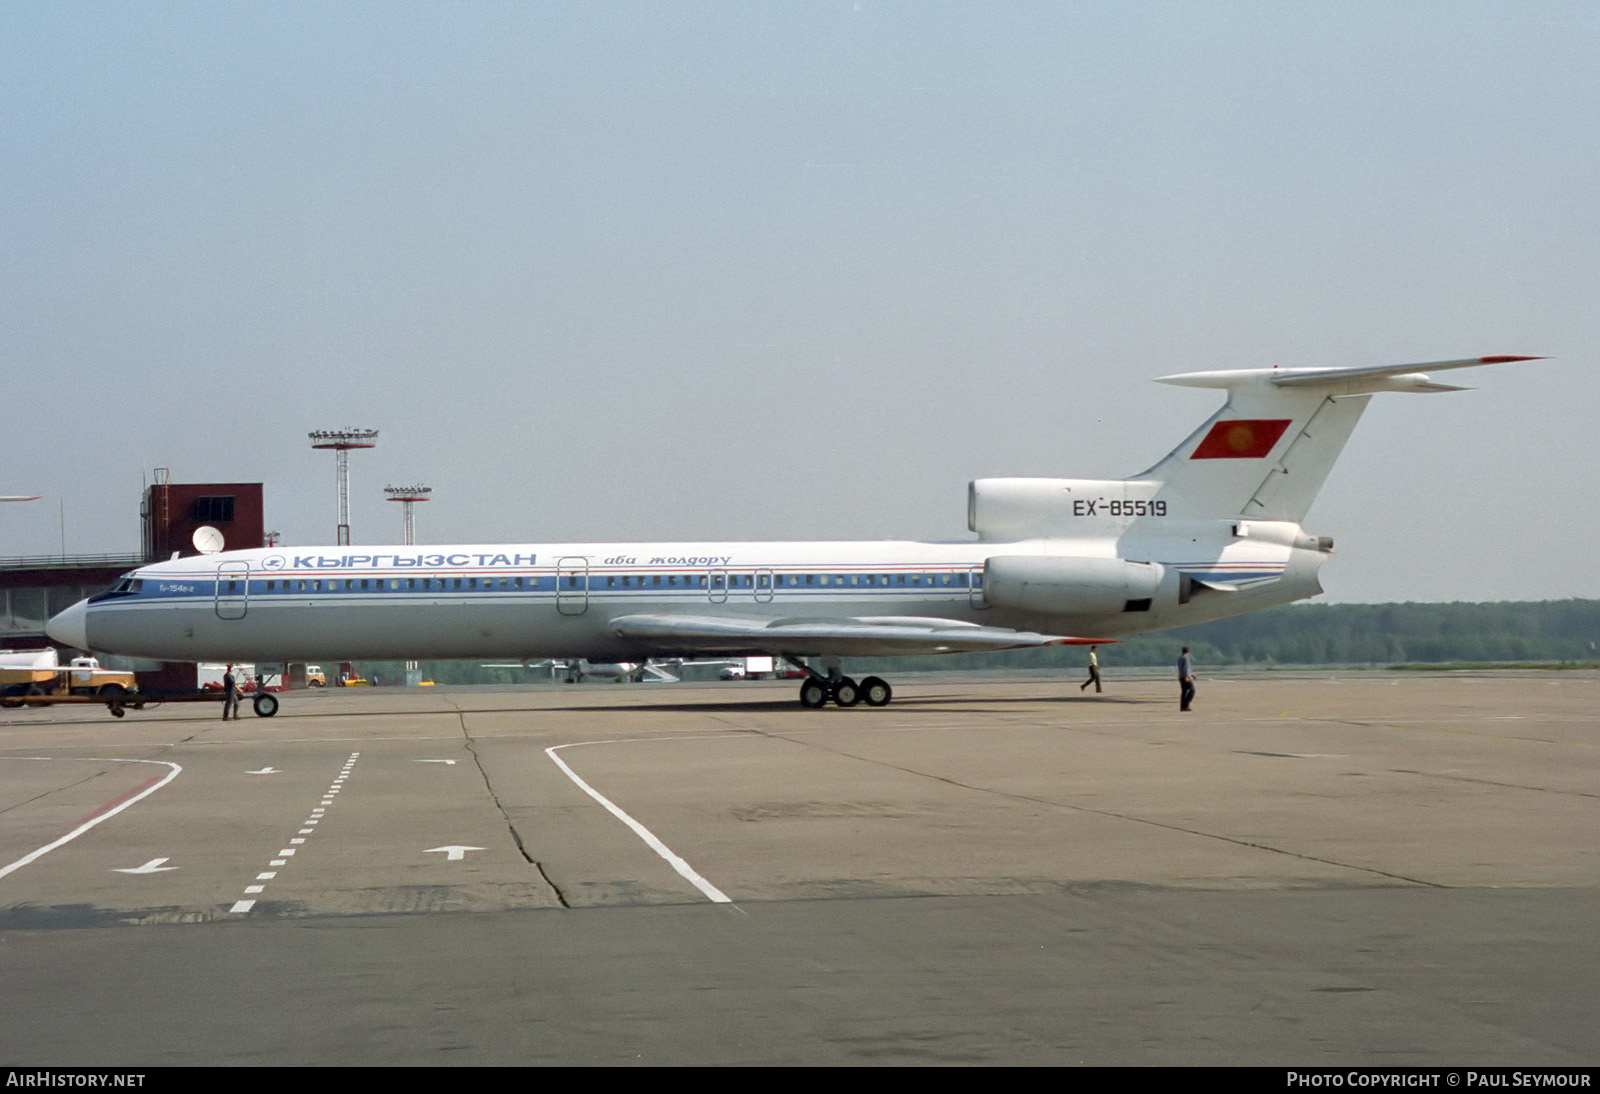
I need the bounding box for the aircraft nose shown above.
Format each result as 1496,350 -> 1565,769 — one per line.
45,598 -> 90,650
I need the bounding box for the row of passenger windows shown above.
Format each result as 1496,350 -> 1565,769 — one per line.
603,572 -> 976,589
221,572 -> 981,594
252,576 -> 529,592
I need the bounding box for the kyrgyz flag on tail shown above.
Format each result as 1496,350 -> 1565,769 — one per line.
1190,419 -> 1292,459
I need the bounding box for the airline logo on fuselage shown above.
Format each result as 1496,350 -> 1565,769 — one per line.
263,553 -> 540,570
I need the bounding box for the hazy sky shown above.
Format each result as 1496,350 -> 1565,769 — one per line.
2,2 -> 1594,602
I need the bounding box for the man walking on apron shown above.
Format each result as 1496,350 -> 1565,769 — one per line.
1080,646 -> 1102,693
1178,647 -> 1196,711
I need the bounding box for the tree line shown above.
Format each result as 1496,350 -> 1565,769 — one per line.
875,598 -> 1600,672
358,599 -> 1600,684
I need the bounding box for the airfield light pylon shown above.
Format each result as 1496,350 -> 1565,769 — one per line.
385,484 -> 430,686
384,484 -> 431,546
308,429 -> 378,546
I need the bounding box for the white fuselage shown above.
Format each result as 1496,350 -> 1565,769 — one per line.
45,354 -> 1529,705
58,528 -> 1327,664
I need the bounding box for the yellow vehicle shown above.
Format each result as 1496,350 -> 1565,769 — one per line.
0,654 -> 138,706
305,665 -> 327,687
64,657 -> 138,696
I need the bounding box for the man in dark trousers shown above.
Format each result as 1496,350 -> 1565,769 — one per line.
222,664 -> 241,721
1080,645 -> 1102,693
1178,647 -> 1196,711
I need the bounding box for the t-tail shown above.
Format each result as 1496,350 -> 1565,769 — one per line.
969,356 -> 1541,541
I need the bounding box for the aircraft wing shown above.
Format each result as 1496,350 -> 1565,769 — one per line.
607,613 -> 1102,657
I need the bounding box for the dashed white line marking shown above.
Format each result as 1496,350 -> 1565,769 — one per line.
229,751 -> 358,914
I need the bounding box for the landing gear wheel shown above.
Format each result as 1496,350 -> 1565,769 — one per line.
860,676 -> 892,707
832,677 -> 861,707
253,693 -> 279,718
799,679 -> 828,708
108,704 -> 126,718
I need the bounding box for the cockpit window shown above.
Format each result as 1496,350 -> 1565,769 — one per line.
89,573 -> 143,602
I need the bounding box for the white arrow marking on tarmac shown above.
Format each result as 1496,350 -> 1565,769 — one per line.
115,858 -> 178,874
423,845 -> 484,861
416,760 -> 457,765
245,767 -> 281,775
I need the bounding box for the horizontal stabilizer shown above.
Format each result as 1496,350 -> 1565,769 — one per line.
1135,355 -> 1543,523
1158,356 -> 1542,393
1267,356 -> 1541,388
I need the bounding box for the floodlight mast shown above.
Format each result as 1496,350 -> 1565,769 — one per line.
384,484 -> 431,546
308,429 -> 378,546
385,484 -> 431,686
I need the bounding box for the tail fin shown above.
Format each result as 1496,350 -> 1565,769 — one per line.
1140,356 -> 1540,522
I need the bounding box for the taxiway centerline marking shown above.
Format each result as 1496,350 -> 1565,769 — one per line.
545,743 -> 731,904
0,760 -> 182,882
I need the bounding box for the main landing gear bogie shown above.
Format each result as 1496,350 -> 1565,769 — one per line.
796,674 -> 894,709
799,678 -> 829,708
860,676 -> 892,707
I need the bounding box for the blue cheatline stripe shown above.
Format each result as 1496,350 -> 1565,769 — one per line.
115,558 -> 1288,607
122,564 -> 991,604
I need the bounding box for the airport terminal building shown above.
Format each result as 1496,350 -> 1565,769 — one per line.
1,475 -> 264,674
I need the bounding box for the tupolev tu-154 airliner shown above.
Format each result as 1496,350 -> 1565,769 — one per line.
46,355 -> 1537,713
